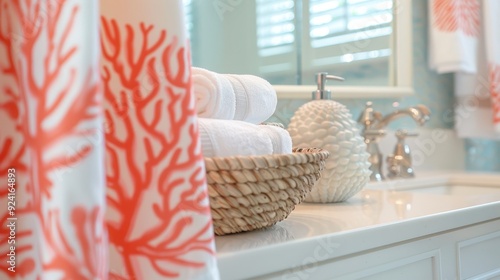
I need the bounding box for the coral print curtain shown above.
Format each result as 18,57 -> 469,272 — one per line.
0,0 -> 219,279
429,0 -> 500,138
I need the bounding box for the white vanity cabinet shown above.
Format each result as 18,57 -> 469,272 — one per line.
256,219 -> 500,280
215,173 -> 500,280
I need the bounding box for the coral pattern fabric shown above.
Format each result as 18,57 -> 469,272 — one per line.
433,0 -> 480,36
1,0 -> 218,279
101,0 -> 219,279
430,0 -> 500,135
0,0 -> 107,279
483,0 -> 500,132
490,64 -> 500,125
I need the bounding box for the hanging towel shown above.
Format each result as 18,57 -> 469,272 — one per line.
198,118 -> 273,157
101,1 -> 220,279
483,0 -> 500,133
428,0 -> 480,73
0,2 -> 108,279
429,0 -> 500,136
454,70 -> 499,139
192,67 -> 277,124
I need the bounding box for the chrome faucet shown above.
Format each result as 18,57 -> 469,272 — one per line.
370,104 -> 431,130
386,130 -> 419,179
357,102 -> 431,181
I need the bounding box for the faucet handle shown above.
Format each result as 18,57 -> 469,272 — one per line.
358,102 -> 382,128
363,129 -> 386,139
362,129 -> 386,182
395,130 -> 418,139
386,130 -> 417,179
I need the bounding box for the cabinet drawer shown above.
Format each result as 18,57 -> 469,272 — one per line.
458,231 -> 500,280
334,250 -> 441,280
254,241 -> 442,280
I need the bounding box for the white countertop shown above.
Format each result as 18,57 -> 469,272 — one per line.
214,172 -> 500,279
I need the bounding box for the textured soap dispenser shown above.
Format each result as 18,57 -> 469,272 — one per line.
287,73 -> 371,203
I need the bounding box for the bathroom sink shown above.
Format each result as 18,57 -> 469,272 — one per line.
365,172 -> 500,196
398,184 -> 499,195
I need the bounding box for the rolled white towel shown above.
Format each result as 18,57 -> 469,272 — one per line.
198,118 -> 273,157
225,74 -> 277,124
192,67 -> 277,124
259,124 -> 293,154
192,68 -> 236,119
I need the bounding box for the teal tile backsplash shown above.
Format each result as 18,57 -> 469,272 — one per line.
269,0 -> 500,172
465,139 -> 500,172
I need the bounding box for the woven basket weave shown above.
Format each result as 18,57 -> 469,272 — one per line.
205,147 -> 329,235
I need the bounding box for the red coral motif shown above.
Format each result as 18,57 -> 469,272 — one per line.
101,17 -> 215,279
43,206 -> 107,280
0,1 -> 27,277
490,64 -> 500,124
1,1 -> 214,278
433,0 -> 480,36
1,1 -> 106,279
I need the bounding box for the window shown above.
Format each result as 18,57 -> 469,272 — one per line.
306,0 -> 393,66
255,0 -> 393,81
184,0 -> 394,85
255,0 -> 298,79
255,0 -> 296,57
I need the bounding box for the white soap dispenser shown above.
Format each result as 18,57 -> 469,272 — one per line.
287,73 -> 371,203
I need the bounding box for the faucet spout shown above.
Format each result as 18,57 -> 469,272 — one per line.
373,105 -> 430,129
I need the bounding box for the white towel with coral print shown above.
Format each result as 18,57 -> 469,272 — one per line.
429,0 -> 479,73
101,0 -> 220,279
483,0 -> 500,133
0,1 -> 107,279
429,0 -> 500,136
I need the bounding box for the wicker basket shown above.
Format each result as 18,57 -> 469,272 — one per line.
205,147 -> 329,235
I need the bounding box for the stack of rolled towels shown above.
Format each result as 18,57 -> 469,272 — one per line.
193,67 -> 293,157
